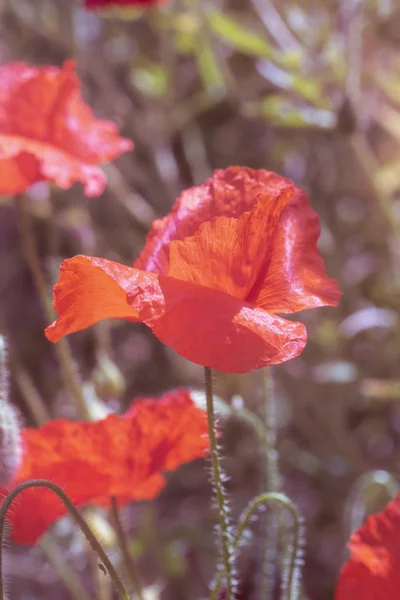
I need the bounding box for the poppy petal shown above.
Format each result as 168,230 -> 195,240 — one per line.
0,61 -> 133,196
250,190 -> 342,312
123,388 -> 209,470
135,167 -> 294,275
4,390 -> 209,544
336,493 -> 400,600
45,255 -> 140,342
167,189 -> 293,299
0,151 -> 41,196
127,272 -> 307,373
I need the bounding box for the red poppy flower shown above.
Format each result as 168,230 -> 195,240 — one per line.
0,60 -> 133,197
1,389 -> 209,545
45,167 -> 342,373
336,494 -> 400,599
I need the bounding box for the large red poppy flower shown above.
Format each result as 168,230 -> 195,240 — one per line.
0,60 -> 133,197
336,494 -> 400,599
45,167 -> 342,373
1,389 -> 209,545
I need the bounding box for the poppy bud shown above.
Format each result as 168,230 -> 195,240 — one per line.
0,336 -> 22,484
84,508 -> 116,548
82,382 -> 113,421
93,353 -> 125,400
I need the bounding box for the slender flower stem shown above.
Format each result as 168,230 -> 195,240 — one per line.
204,367 -> 234,600
39,536 -> 93,600
0,480 -> 131,600
15,194 -> 90,420
211,492 -> 304,600
263,371 -> 281,492
110,497 -> 144,600
89,540 -> 113,600
12,354 -> 51,425
261,370 -> 281,600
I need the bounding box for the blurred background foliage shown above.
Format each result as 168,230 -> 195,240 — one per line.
1,0 -> 400,598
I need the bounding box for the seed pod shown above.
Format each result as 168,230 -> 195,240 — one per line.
93,353 -> 125,401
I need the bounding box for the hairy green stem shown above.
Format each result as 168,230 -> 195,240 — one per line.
110,497 -> 144,600
211,492 -> 303,600
261,370 -> 281,599
0,480 -> 130,600
263,371 -> 281,492
204,367 -> 234,600
15,194 -> 90,421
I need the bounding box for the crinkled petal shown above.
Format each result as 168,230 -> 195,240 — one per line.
336,494 -> 400,600
168,189 -> 293,299
135,167 -> 294,275
250,190 -> 342,312
127,271 -> 307,373
0,61 -> 133,197
123,388 -> 209,470
3,390 -> 209,544
45,255 -> 140,342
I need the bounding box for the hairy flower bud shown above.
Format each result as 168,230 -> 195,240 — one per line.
0,336 -> 22,484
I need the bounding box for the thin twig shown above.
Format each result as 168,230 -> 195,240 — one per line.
250,0 -> 303,54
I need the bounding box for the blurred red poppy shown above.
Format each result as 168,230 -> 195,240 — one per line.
0,389 -> 209,545
45,167 -> 342,373
336,494 -> 400,599
0,60 -> 133,197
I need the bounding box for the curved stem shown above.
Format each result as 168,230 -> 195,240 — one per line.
0,480 -> 130,600
210,492 -> 303,600
204,367 -> 235,600
15,194 -> 90,420
110,497 -> 144,600
235,407 -> 268,447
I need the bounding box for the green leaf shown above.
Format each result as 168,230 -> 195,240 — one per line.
291,76 -> 323,104
131,62 -> 168,98
207,10 -> 275,59
194,40 -> 226,96
175,30 -> 196,54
